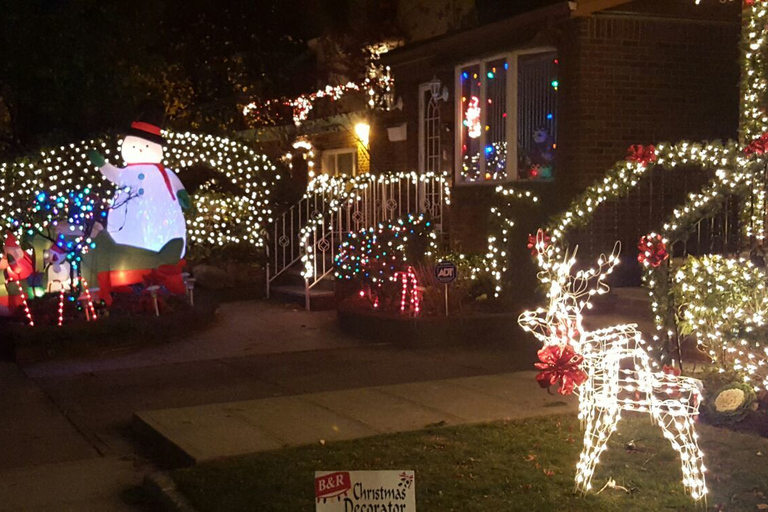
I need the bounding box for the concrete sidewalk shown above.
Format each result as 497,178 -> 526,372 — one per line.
134,371 -> 577,466
0,363 -> 97,470
0,362 -> 150,511
0,457 -> 144,512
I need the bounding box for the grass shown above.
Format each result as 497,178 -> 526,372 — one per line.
172,414 -> 768,512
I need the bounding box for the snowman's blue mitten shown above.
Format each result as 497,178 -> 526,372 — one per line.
87,150 -> 106,168
177,190 -> 191,210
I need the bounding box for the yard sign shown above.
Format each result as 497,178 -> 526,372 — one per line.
315,470 -> 415,511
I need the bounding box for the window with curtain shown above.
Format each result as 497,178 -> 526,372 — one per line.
456,49 -> 557,184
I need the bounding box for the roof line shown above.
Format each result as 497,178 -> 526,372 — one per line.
382,2 -> 572,67
572,0 -> 633,17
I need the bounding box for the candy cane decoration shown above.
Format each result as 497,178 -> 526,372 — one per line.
78,277 -> 98,321
10,278 -> 34,327
57,288 -> 65,327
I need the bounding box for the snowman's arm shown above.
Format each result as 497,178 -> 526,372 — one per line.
99,162 -> 122,184
168,168 -> 186,193
168,168 -> 191,210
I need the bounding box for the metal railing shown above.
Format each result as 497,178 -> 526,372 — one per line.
267,172 -> 448,309
563,164 -> 719,284
266,183 -> 343,297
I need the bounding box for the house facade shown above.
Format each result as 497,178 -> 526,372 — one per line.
372,0 -> 740,254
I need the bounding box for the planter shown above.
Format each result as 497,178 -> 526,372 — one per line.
337,301 -> 525,348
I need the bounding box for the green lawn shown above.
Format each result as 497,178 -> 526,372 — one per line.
172,414 -> 768,511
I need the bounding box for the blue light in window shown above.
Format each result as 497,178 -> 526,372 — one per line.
485,145 -> 494,154
487,71 -> 494,79
547,113 -> 553,120
504,62 -> 509,70
462,72 -> 469,80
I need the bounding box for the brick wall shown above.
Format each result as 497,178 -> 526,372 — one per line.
374,6 -> 740,255
558,13 -> 739,197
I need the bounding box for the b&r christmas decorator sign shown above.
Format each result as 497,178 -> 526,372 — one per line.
315,471 -> 415,512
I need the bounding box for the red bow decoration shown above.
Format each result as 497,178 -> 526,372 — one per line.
745,132 -> 768,156
527,231 -> 551,257
626,144 -> 657,166
637,234 -> 669,268
534,343 -> 587,395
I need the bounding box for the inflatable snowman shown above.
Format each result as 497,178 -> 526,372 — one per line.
88,104 -> 190,257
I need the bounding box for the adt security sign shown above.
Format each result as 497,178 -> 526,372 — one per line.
434,261 -> 457,284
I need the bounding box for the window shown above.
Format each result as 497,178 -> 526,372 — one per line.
419,82 -> 442,174
455,49 -> 558,184
321,148 -> 357,176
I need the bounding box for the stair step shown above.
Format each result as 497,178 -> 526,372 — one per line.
270,284 -> 335,310
589,287 -> 652,320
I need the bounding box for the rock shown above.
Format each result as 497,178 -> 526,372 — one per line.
191,264 -> 229,289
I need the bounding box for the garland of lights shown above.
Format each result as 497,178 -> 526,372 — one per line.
242,47 -> 394,126
519,233 -> 707,500
485,185 -> 540,297
1,131 -> 279,251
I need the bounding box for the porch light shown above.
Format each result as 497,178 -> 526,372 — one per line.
355,123 -> 370,148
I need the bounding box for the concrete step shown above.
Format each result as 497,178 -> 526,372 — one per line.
270,284 -> 336,310
589,287 -> 652,321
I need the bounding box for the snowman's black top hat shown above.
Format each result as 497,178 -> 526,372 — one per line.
127,100 -> 166,145
128,122 -> 164,145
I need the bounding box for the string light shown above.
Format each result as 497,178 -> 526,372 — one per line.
57,288 -> 65,327
335,213 -> 435,315
672,255 -> 768,390
395,266 -> 420,316
519,233 -> 707,500
1,131 -> 279,251
541,1 -> 768,369
9,277 -> 34,327
243,46 -> 394,126
486,185 -> 539,297
302,172 -> 449,281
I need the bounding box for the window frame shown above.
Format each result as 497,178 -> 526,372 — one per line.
454,46 -> 557,186
321,147 -> 358,177
418,82 -> 442,175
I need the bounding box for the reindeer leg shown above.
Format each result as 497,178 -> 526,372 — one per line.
575,404 -> 621,494
652,407 -> 707,500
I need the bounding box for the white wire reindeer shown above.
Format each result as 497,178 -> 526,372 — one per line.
518,231 -> 707,500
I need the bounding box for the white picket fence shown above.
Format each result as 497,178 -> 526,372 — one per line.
267,172 -> 449,309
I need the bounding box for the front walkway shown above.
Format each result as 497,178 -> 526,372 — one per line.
135,372 -> 578,465
24,301 -> 364,379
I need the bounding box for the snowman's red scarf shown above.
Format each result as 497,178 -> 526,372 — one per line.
126,163 -> 176,201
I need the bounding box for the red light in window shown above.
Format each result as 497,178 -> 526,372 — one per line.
554,59 -> 559,65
